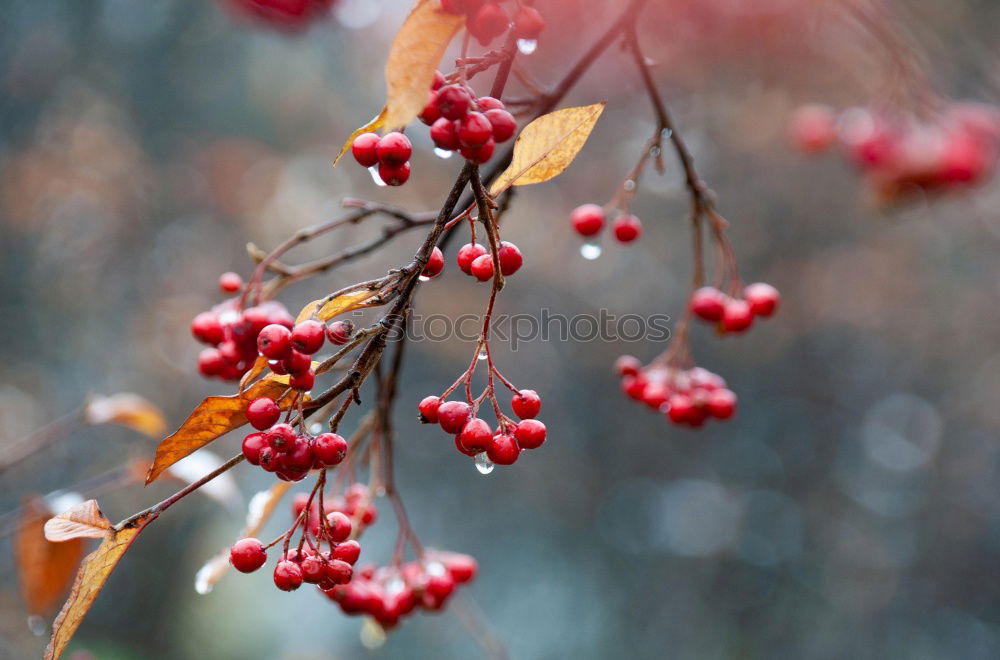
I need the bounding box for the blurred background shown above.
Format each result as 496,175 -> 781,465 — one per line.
2,0 -> 1000,658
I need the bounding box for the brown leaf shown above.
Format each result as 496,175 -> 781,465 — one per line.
238,356 -> 270,394
83,393 -> 167,438
382,0 -> 464,131
333,109 -> 386,167
144,375 -> 295,485
45,515 -> 152,660
16,497 -> 86,617
295,288 -> 383,325
489,102 -> 607,195
43,500 -> 111,542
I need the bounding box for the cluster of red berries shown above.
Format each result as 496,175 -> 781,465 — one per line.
254,316 -> 347,390
294,484 -> 379,537
441,1 -> 544,48
689,282 -> 780,334
417,390 -> 546,466
570,204 -> 643,244
789,101 -> 1000,202
455,240 -> 522,281
242,407 -> 348,481
419,72 -> 518,165
617,358 -> 737,427
324,551 -> 478,629
223,0 -> 334,31
192,298 -> 295,382
351,131 -> 413,186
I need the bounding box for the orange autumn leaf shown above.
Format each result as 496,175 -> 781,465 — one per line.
43,500 -> 112,542
333,109 -> 386,167
295,288 -> 384,325
144,374 -> 295,485
16,497 -> 86,617
490,102 -> 607,195
83,393 -> 167,438
44,515 -> 152,660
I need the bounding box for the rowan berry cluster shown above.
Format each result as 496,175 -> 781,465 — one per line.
241,418 -> 347,482
570,204 -> 643,244
324,551 -> 478,630
420,73 -> 518,164
441,1 -> 544,48
689,282 -> 781,334
295,484 -> 379,536
789,101 -> 1000,202
192,296 -> 295,382
223,0 -> 334,31
456,240 -> 522,281
617,358 -> 737,428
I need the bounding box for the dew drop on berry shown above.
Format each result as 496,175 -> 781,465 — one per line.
434,147 -> 454,159
368,165 -> 387,187
580,241 -> 602,260
360,617 -> 387,649
516,38 -> 538,55
426,561 -> 446,577
474,452 -> 495,474
419,275 -> 431,282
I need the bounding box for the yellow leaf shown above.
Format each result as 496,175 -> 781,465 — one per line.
83,393 -> 167,438
144,375 -> 296,485
333,109 -> 386,167
382,1 -> 464,131
16,497 -> 86,617
490,102 -> 607,195
295,289 -> 383,325
44,500 -> 112,542
45,516 -> 152,660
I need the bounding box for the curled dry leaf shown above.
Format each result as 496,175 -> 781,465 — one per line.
490,101 -> 607,196
144,374 -> 296,485
16,497 -> 86,617
333,109 -> 386,166
295,288 -> 384,325
45,515 -> 152,660
83,393 -> 167,438
238,356 -> 270,394
44,500 -> 111,542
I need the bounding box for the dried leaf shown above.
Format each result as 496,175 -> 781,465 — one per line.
333,109 -> 386,166
490,102 -> 607,195
295,288 -> 383,325
44,500 -> 111,542
382,0 -> 464,131
238,356 -> 270,394
83,393 -> 167,438
45,516 -> 152,660
16,497 -> 86,617
145,375 -> 295,485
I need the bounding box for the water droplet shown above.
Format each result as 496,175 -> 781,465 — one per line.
434,147 -> 454,159
369,165 -> 387,187
426,561 -> 446,577
661,127 -> 673,139
623,179 -> 636,191
375,486 -> 387,497
477,348 -> 488,361
194,555 -> 228,595
516,38 -> 538,55
27,615 -> 45,636
386,576 -> 405,597
309,423 -> 322,435
475,452 -> 494,474
580,241 -> 602,260
418,275 -> 431,282
649,145 -> 662,156
360,617 -> 387,648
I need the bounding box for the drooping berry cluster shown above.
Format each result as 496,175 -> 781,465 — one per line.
242,408 -> 348,482
223,0 -> 334,32
617,358 -> 737,428
324,551 -> 477,630
295,483 -> 379,537
255,317 -> 336,390
441,1 -> 545,48
351,131 -> 414,186
417,389 -> 546,466
455,240 -> 522,281
689,282 -> 780,334
192,298 -> 294,382
788,101 -> 1000,202
570,204 -> 643,244
420,74 -> 518,165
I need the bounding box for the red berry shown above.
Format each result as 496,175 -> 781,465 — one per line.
571,204 -> 604,237
440,0 -> 467,15
422,246 -> 445,278
514,419 -> 546,449
743,282 -> 780,317
281,436 -> 315,472
487,433 -> 520,465
431,70 -> 445,90
430,117 -> 461,151
291,320 -> 325,355
497,241 -> 522,276
468,3 -> 509,46
612,214 -> 642,243
247,397 -> 281,430
690,287 -> 727,322
198,348 -> 226,376
324,558 -> 353,585
720,299 -> 754,333
459,137 -> 494,163
418,396 -> 442,423
666,394 -> 696,424
458,418 -> 493,453
435,85 -> 472,120
284,349 -> 312,374
437,401 -> 472,434
439,552 -> 478,582
378,161 -> 411,186
615,355 -> 642,377
458,112 -> 493,147
455,434 -> 478,457
419,91 -> 441,125
325,320 -> 353,345
484,108 -> 516,142
470,254 -> 494,281
192,312 -> 224,345
511,389 -> 541,419
313,432 -> 348,466
230,538 -> 267,573
326,511 -> 353,542
258,446 -> 278,471
300,554 -> 326,584
376,132 -> 412,166
457,243 -> 488,274
242,432 -> 268,465
788,104 -> 838,154
267,423 -> 297,452
513,6 -> 544,39
332,539 -> 361,564
352,132 -> 380,167
218,271 -> 243,293
289,369 -> 315,391
476,96 -> 504,112
257,323 -> 292,360
273,559 -> 304,591
706,388 -> 737,419
267,358 -> 288,375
